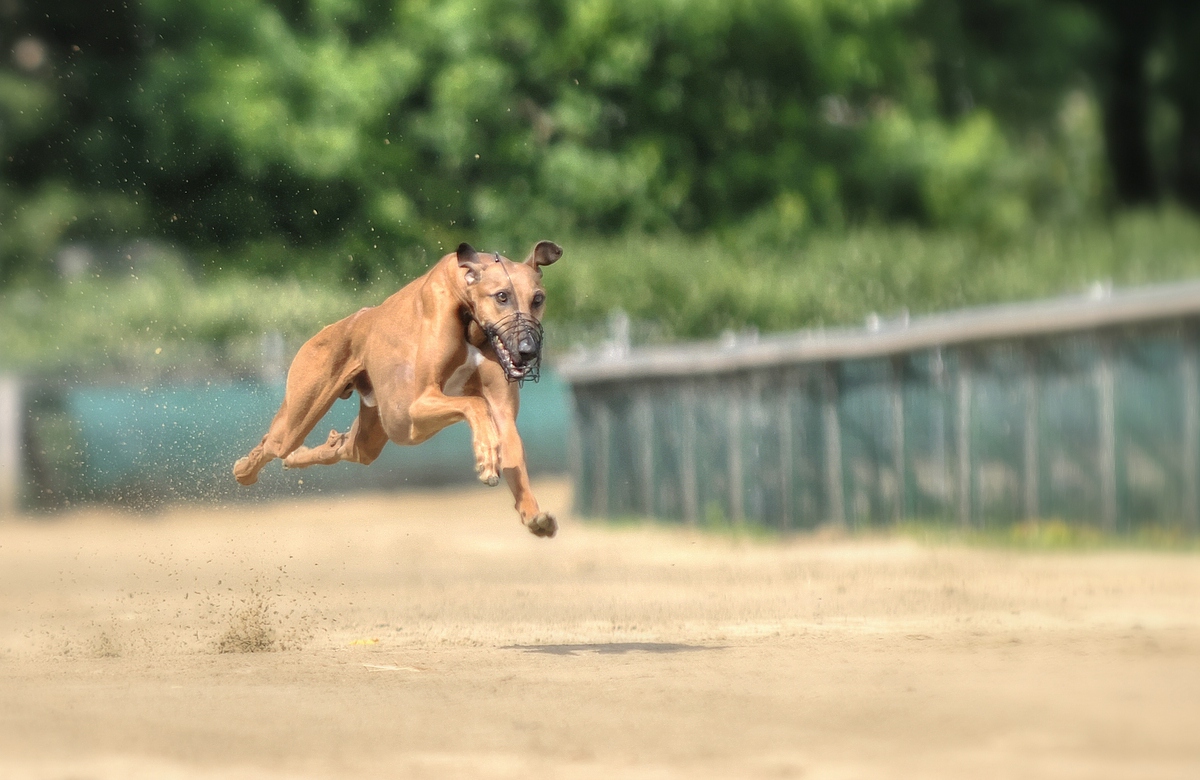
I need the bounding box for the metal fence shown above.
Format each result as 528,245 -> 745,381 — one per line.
558,281 -> 1200,533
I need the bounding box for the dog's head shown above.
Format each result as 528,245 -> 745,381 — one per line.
457,240 -> 561,383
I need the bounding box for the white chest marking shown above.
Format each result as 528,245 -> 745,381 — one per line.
443,345 -> 484,397
361,388 -> 378,408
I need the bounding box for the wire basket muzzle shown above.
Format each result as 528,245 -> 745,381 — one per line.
486,312 -> 544,384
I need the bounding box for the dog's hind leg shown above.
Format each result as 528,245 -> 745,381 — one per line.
233,321 -> 362,485
233,401 -> 301,486
233,387 -> 346,485
282,403 -> 388,470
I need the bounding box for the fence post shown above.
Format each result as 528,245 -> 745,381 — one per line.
727,380 -> 745,526
1183,335 -> 1200,531
890,357 -> 906,524
635,390 -> 655,517
955,353 -> 973,528
260,330 -> 287,384
568,390 -> 584,515
593,401 -> 611,518
778,371 -> 795,530
822,363 -> 845,527
0,375 -> 21,517
680,385 -> 699,525
1023,345 -> 1041,520
1096,339 -> 1118,532
930,349 -> 950,512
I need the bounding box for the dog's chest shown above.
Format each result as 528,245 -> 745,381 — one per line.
443,345 -> 484,396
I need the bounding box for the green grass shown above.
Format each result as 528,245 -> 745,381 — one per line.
892,517 -> 1200,551
546,206 -> 1200,342
0,263 -> 366,378
5,208 -> 1200,377
586,513 -> 1200,550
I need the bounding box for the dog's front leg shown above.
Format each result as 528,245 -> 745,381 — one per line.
481,377 -> 557,538
497,420 -> 557,538
408,387 -> 501,486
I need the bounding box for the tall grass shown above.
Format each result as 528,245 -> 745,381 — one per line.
0,266 -> 366,379
547,207 -> 1200,342
4,208 -> 1200,378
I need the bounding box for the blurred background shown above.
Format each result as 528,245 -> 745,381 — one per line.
3,0 -> 1200,527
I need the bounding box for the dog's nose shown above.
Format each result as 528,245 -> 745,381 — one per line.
517,337 -> 538,361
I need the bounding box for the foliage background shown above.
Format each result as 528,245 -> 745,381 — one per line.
3,0 -> 1200,375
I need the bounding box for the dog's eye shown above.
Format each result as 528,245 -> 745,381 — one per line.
532,293 -> 545,308
495,291 -> 508,304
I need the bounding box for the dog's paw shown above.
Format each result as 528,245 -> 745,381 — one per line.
525,512 -> 557,538
232,457 -> 258,486
475,440 -> 501,486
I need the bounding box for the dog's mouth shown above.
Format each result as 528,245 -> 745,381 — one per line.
484,313 -> 543,385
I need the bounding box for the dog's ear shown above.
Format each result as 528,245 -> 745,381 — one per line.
524,240 -> 562,272
457,242 -> 483,285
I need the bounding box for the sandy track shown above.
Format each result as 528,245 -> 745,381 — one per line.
1,479 -> 1198,779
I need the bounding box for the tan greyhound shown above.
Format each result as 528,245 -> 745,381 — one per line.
232,240 -> 562,537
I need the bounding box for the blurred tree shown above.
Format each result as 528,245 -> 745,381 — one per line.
1161,0 -> 1200,209
1083,0 -> 1200,208
916,0 -> 1099,125
0,0 -> 147,282
0,0 -> 1185,289
1088,0 -> 1161,204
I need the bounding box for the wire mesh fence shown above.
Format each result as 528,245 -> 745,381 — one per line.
562,283 -> 1200,533
0,372 -> 571,513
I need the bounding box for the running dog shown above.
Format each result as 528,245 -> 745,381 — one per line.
232,241 -> 562,538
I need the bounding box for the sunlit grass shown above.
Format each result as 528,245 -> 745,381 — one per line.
0,265 -> 367,378
546,206 -> 1200,342
586,513 -> 1200,549
892,517 -> 1200,551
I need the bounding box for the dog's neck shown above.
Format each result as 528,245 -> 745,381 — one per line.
436,255 -> 489,349
460,308 -> 488,348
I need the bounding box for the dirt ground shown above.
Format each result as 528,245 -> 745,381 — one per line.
1,478 -> 1199,780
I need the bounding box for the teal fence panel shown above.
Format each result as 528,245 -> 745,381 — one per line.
565,319 -> 1200,534
18,371 -> 570,508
